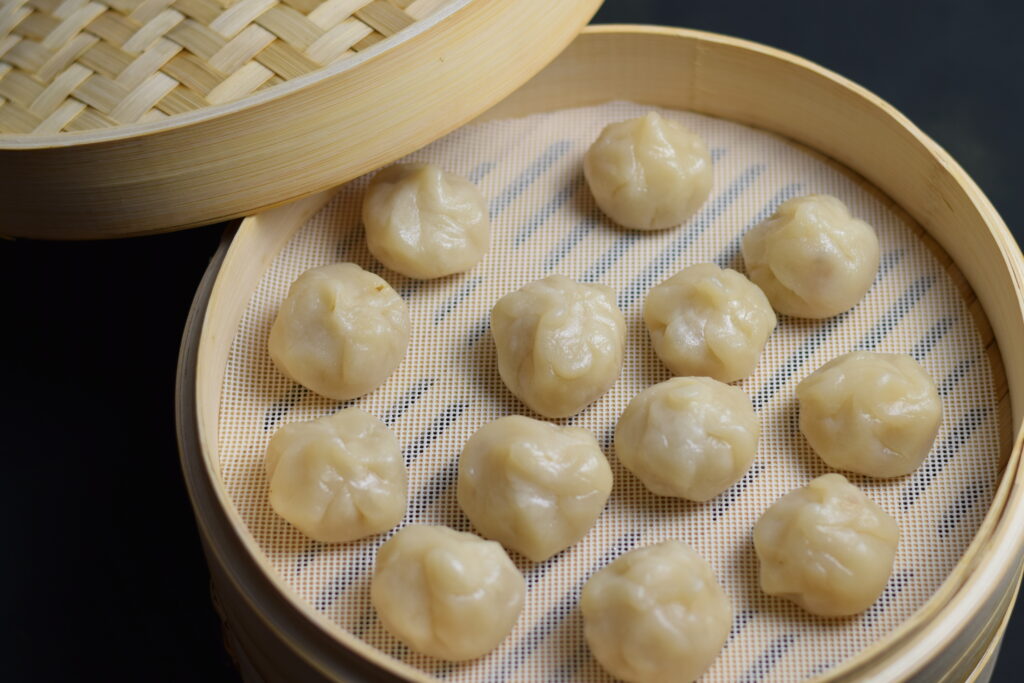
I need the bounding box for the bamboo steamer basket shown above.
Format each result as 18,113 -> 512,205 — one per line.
176,25 -> 1024,682
0,0 -> 600,238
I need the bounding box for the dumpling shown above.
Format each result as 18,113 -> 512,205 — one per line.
644,262 -> 777,382
268,263 -> 409,400
265,408 -> 406,543
362,163 -> 490,279
584,111 -> 712,230
491,275 -> 625,418
457,415 -> 613,561
581,540 -> 731,683
754,473 -> 899,616
615,377 -> 759,501
370,525 -> 525,660
797,351 -> 942,478
741,194 -> 880,318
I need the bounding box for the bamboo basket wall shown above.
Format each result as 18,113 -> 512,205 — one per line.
0,0 -> 601,238
177,26 -> 1024,682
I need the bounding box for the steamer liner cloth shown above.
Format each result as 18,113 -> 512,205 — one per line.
217,101 -> 1005,681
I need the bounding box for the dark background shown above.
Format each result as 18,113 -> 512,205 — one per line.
2,0 -> 1021,680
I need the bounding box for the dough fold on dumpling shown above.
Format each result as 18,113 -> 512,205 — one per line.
371,525 -> 525,660
491,275 -> 625,418
644,262 -> 777,382
797,351 -> 942,477
584,111 -> 713,230
615,377 -> 759,501
363,163 -> 490,279
581,540 -> 731,683
741,194 -> 880,318
754,473 -> 899,616
457,415 -> 612,561
265,408 -> 406,543
268,263 -> 409,400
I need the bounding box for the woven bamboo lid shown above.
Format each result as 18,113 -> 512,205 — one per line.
0,0 -> 602,238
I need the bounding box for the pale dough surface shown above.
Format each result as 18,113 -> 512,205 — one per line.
581,540 -> 732,683
742,194 -> 880,318
457,415 -> 612,561
584,111 -> 712,230
491,274 -> 625,418
754,473 -> 899,616
370,525 -> 526,661
265,407 -> 407,543
615,377 -> 760,501
797,351 -> 942,478
268,262 -> 409,400
363,163 -> 490,279
644,262 -> 776,382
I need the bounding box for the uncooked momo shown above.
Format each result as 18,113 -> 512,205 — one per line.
797,351 -> 942,478
614,377 -> 759,501
457,415 -> 612,561
581,540 -> 731,683
491,275 -> 625,418
268,263 -> 409,400
741,194 -> 880,318
644,262 -> 777,382
584,111 -> 713,230
754,473 -> 899,616
362,163 -> 490,279
370,525 -> 525,660
264,408 -> 406,543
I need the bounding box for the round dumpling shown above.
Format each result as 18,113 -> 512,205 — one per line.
754,473 -> 899,616
644,262 -> 777,382
615,377 -> 759,501
797,351 -> 942,478
457,415 -> 613,561
370,525 -> 525,660
491,274 -> 626,418
741,194 -> 880,318
268,263 -> 409,400
362,163 -> 490,279
581,540 -> 731,683
265,408 -> 406,543
584,111 -> 712,230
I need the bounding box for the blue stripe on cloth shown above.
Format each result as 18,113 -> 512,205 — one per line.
854,274 -> 935,350
728,608 -> 759,643
910,316 -> 956,361
381,378 -> 436,426
862,570 -> 913,627
513,175 -> 585,248
749,247 -> 903,411
710,462 -> 766,521
900,404 -> 991,509
493,532 -> 641,682
263,384 -> 309,430
469,160 -> 497,185
489,140 -> 573,219
403,403 -> 468,466
433,277 -> 483,325
618,164 -> 765,310
938,481 -> 991,537
543,217 -> 599,272
581,233 -> 641,283
740,633 -> 797,683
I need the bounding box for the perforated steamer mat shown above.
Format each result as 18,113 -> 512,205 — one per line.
216,101 -> 1008,682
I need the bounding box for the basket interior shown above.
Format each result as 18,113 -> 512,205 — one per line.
213,101 -> 1010,681
0,0 -> 458,135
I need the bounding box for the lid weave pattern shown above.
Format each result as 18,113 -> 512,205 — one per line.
0,0 -> 453,134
